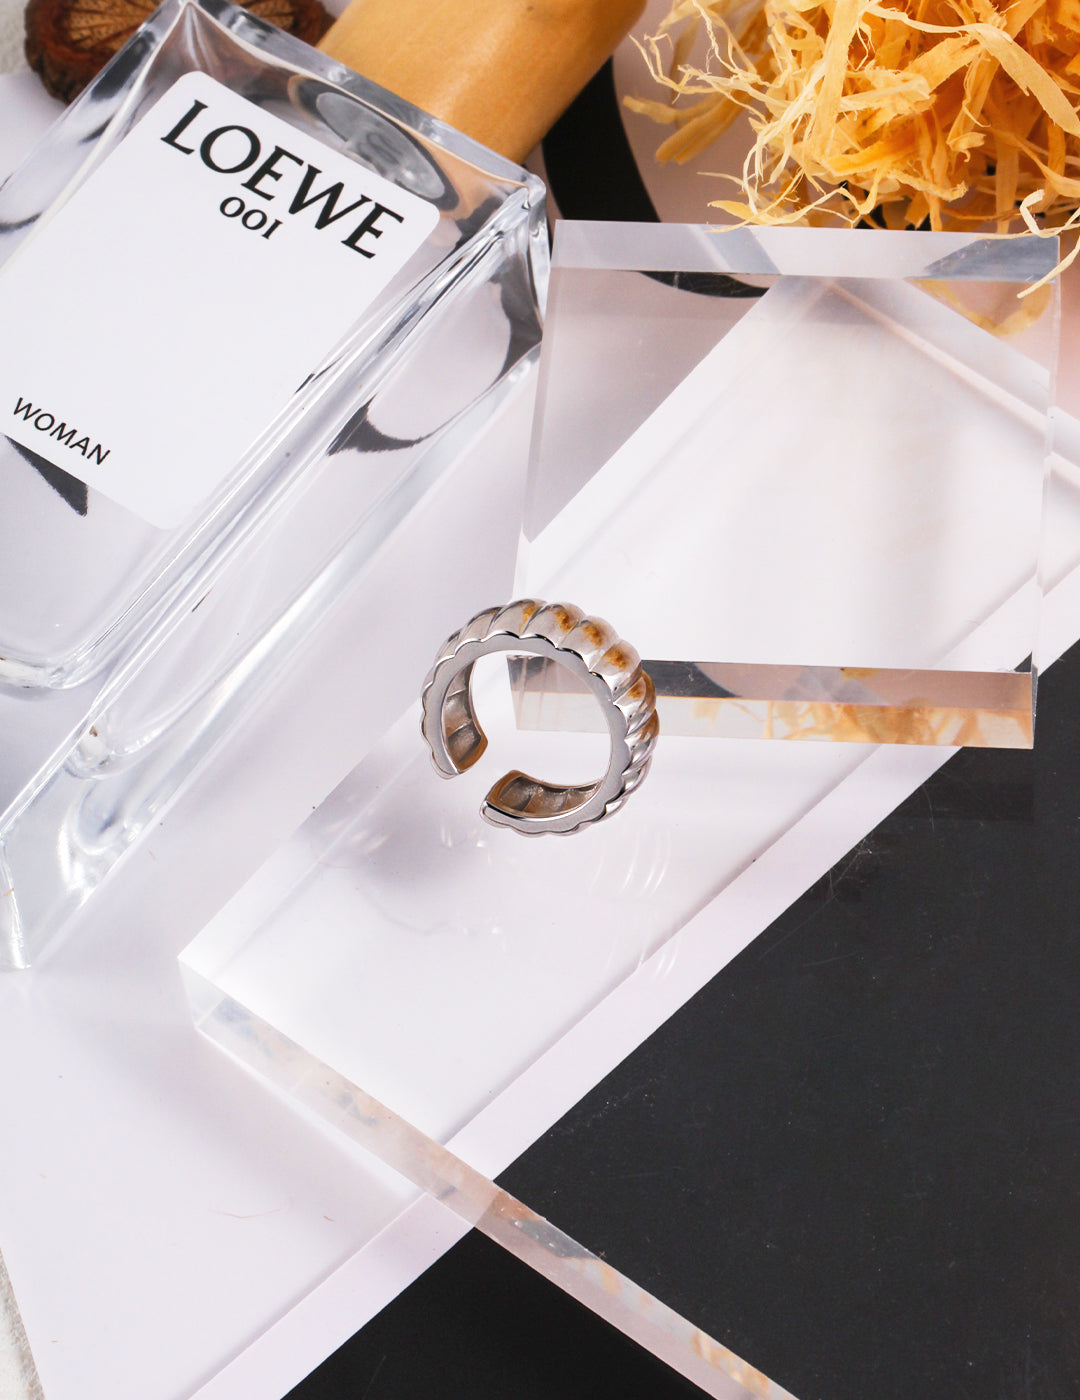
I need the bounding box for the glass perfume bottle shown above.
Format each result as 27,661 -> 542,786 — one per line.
0,0 -> 639,966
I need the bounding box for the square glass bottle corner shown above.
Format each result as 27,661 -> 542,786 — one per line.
0,0 -> 547,967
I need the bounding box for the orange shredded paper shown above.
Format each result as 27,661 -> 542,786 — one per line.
627,0 -> 1080,239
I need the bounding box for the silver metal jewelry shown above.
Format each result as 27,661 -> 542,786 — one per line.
420,600 -> 659,836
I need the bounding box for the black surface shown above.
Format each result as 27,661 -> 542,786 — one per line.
290,646 -> 1080,1400
285,1227 -> 703,1400
541,60 -> 659,224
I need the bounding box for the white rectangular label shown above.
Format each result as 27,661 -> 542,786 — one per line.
0,72 -> 439,528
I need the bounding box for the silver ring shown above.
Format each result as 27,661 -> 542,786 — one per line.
420,600 -> 659,836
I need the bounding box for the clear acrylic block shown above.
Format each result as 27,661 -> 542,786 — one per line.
0,0 -> 546,967
182,699 -> 871,1399
180,225 -> 1080,1397
515,224 -> 1059,747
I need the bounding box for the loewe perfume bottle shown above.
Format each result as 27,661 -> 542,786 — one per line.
0,0 -> 641,965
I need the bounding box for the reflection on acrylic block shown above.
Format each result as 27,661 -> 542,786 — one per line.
516,224 -> 1060,747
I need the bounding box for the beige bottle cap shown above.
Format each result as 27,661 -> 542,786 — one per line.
319,0 -> 645,164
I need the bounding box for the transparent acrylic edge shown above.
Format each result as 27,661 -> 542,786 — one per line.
181,956 -> 801,1400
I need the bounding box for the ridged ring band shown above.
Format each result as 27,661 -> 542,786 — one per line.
420,600 -> 659,836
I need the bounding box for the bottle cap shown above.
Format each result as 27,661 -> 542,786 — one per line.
319,0 -> 645,164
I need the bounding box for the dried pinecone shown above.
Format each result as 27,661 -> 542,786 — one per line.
25,0 -> 334,102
